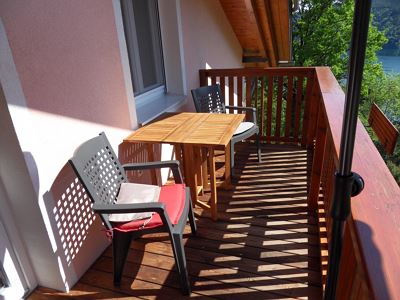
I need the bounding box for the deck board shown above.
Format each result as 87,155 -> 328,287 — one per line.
29,143 -> 322,299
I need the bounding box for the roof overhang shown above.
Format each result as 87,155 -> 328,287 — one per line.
219,0 -> 292,67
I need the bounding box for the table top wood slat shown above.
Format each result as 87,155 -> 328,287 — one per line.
124,112 -> 244,147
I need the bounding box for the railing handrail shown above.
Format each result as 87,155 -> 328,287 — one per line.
315,66 -> 400,299
200,67 -> 314,77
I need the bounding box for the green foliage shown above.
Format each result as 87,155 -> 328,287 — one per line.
360,73 -> 400,122
294,0 -> 352,78
387,161 -> 400,184
292,0 -> 387,97
292,0 -> 400,185
359,73 -> 400,187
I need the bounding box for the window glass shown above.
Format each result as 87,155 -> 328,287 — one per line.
121,0 -> 165,95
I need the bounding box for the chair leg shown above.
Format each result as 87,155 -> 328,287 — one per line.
112,230 -> 133,286
188,197 -> 197,235
170,233 -> 191,295
256,132 -> 262,163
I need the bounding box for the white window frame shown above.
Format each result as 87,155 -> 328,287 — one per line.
0,219 -> 30,300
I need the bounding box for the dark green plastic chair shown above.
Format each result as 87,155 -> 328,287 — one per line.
69,132 -> 196,295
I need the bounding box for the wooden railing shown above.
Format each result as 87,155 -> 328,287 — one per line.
199,67 -> 400,299
199,67 -> 317,146
311,67 -> 400,299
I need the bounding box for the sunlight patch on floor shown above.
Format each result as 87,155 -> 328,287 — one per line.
218,243 -> 245,250
198,268 -> 239,277
213,256 -> 242,263
226,223 -> 250,229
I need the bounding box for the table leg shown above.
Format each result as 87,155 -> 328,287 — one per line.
224,141 -> 232,187
146,143 -> 158,185
183,145 -> 198,205
201,147 -> 209,191
174,144 -> 184,178
208,147 -> 218,221
194,146 -> 204,195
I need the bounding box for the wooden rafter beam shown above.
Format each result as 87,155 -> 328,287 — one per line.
251,0 -> 278,66
269,0 -> 291,62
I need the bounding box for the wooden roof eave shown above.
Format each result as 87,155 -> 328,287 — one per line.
219,0 -> 291,67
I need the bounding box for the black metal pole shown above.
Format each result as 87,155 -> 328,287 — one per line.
324,0 -> 371,299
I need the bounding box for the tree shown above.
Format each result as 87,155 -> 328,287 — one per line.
293,0 -> 400,185
292,0 -> 387,97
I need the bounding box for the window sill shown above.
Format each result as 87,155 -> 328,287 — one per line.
135,93 -> 186,126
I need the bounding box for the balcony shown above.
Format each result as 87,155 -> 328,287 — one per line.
29,67 -> 400,299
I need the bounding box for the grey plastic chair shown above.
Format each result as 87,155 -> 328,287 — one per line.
69,132 -> 196,295
191,84 -> 261,174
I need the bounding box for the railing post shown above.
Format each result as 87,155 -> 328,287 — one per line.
308,102 -> 327,212
245,75 -> 252,122
301,71 -> 317,147
306,76 -> 320,147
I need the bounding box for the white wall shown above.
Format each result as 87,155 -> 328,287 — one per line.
180,0 -> 243,110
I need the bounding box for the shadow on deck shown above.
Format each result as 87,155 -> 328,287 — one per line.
29,143 -> 322,299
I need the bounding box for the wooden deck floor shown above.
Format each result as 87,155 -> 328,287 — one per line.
29,143 -> 322,299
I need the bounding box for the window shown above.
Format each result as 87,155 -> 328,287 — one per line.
117,0 -> 187,125
121,0 -> 165,96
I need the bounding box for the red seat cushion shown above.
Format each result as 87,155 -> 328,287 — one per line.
111,184 -> 186,232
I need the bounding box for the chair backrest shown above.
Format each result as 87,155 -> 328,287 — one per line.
69,132 -> 127,229
191,84 -> 226,114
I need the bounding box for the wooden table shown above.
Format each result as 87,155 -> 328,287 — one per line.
124,112 -> 244,220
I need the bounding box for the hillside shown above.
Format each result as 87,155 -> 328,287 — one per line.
372,0 -> 400,55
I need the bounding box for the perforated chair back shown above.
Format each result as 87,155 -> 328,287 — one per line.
191,84 -> 226,114
69,132 -> 126,230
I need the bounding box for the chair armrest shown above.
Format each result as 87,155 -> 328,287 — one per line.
225,105 -> 257,124
122,160 -> 183,184
225,105 -> 255,113
92,202 -> 166,214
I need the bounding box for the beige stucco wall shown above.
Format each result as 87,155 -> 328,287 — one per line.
180,0 -> 242,110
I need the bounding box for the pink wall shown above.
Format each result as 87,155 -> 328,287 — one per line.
180,0 -> 242,110
0,0 -> 131,128
0,0 -> 133,292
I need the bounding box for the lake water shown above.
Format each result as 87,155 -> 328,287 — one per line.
378,55 -> 400,74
